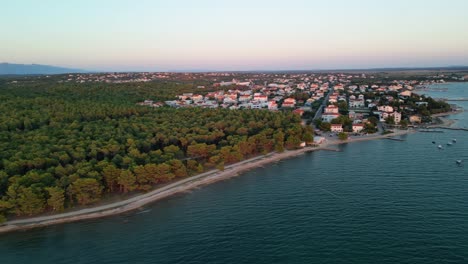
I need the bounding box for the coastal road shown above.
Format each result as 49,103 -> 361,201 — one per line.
313,87 -> 334,121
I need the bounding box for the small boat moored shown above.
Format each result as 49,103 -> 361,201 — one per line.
438,145 -> 443,149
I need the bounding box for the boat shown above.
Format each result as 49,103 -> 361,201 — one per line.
456,160 -> 463,165
438,145 -> 443,149
447,142 -> 453,146
432,141 -> 436,144
452,139 -> 457,143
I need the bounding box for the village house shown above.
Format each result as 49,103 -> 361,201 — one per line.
268,100 -> 278,111
322,113 -> 340,122
324,105 -> 339,114
352,123 -> 364,133
282,98 -> 296,108
239,95 -> 251,102
409,115 -> 422,123
380,111 -> 402,123
331,124 -> 344,133
349,99 -> 365,108
378,105 -> 394,113
191,94 -> 204,102
253,93 -> 268,102
399,90 -> 412,97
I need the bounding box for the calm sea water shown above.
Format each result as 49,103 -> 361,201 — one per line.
1,83 -> 468,264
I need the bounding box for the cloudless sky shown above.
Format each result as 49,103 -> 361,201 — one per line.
2,0 -> 468,71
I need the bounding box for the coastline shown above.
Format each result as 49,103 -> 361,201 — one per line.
0,129 -> 416,234
0,108 -> 462,234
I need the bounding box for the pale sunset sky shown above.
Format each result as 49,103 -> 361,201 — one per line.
2,0 -> 468,71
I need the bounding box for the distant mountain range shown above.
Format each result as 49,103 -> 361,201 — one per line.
0,63 -> 86,75
2,63 -> 467,75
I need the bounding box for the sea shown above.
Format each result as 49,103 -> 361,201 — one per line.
1,83 -> 467,264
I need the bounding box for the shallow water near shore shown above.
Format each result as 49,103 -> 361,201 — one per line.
1,83 -> 468,264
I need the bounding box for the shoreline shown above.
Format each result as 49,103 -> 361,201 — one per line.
0,129 -> 416,234
0,110 -> 461,234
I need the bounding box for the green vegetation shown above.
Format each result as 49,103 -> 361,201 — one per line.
0,79 -> 308,222
338,132 -> 348,141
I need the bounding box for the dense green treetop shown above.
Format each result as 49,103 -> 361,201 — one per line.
0,79 -> 306,222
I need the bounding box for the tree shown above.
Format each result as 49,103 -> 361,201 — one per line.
285,135 -> 301,149
155,163 -> 174,183
368,116 -> 379,126
133,165 -> 152,191
68,178 -> 103,205
385,116 -> 395,125
216,162 -> 225,171
273,131 -> 285,152
338,132 -> 348,141
364,123 -> 377,134
319,122 -> 331,132
302,132 -> 314,145
399,119 -> 409,128
168,160 -> 187,178
14,186 -> 46,216
118,170 -> 136,193
187,160 -> 200,174
102,165 -> 121,192
45,187 -> 65,212
0,200 -> 13,223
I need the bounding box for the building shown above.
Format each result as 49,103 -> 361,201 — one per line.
380,111 -> 402,123
322,113 -> 340,122
349,99 -> 365,108
378,105 -> 394,113
409,115 -> 422,123
352,124 -> 364,133
282,98 -> 296,108
324,105 -> 339,114
331,124 -> 344,133
191,94 -> 204,102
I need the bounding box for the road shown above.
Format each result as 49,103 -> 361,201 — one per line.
313,87 -> 334,121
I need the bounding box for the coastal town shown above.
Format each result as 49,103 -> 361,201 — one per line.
132,72 -> 456,138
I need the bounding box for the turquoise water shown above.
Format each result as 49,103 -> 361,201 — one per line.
1,83 -> 468,264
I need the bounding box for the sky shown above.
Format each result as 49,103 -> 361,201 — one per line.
2,0 -> 468,71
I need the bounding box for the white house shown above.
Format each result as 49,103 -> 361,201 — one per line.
266,101 -> 276,111
352,124 -> 364,133
322,113 -> 340,122
324,105 -> 339,114
378,105 -> 394,113
380,111 -> 402,123
331,124 -> 344,133
349,99 -> 365,108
